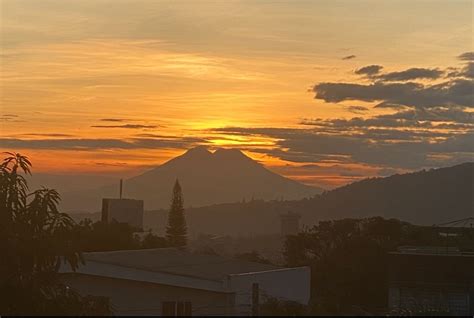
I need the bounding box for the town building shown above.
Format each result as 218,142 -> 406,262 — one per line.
100,179 -> 144,230
388,246 -> 474,316
60,248 -> 310,316
101,198 -> 144,230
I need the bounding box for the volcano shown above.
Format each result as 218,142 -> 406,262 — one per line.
60,146 -> 322,212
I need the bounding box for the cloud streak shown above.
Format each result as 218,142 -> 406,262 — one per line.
91,124 -> 158,129
342,55 -> 356,60
355,65 -> 383,76
458,52 -> 474,61
378,68 -> 443,82
0,137 -> 206,150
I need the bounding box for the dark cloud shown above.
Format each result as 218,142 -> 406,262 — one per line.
0,137 -> 206,150
91,124 -> 158,129
446,62 -> 474,79
313,79 -> 473,108
378,68 -> 443,82
1,114 -> 22,122
355,65 -> 383,76
134,133 -> 206,143
94,162 -> 128,167
321,54 -> 473,111
342,55 -> 356,60
100,118 -> 126,122
377,107 -> 474,124
212,127 -> 473,169
461,62 -> 474,79
458,52 -> 474,61
20,133 -> 76,137
301,108 -> 474,138
208,53 -> 474,170
347,106 -> 369,114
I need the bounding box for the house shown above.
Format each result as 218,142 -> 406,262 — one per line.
388,246 -> 474,316
59,248 -> 310,316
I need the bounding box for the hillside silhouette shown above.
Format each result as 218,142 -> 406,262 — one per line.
72,162 -> 473,236
61,147 -> 321,211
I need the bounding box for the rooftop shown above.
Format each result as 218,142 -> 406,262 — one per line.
79,248 -> 280,282
390,245 -> 474,257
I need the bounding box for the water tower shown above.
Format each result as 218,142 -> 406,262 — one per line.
101,179 -> 144,231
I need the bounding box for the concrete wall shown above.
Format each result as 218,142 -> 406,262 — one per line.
61,273 -> 235,316
225,266 -> 311,314
388,253 -> 474,315
389,285 -> 471,316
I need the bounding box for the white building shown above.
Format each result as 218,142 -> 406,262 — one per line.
60,248 -> 310,316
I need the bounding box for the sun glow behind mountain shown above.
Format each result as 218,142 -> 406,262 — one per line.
1,1 -> 472,189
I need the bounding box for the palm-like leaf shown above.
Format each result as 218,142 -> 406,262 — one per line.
1,152 -> 110,315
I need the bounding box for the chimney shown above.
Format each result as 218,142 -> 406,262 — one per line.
119,179 -> 123,199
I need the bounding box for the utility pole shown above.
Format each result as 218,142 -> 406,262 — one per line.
252,282 -> 259,316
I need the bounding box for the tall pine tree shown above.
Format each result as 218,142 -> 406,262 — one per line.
166,179 -> 187,247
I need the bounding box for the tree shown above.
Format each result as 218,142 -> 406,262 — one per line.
166,179 -> 187,247
0,152 -> 111,315
283,217 -> 406,314
234,251 -> 272,264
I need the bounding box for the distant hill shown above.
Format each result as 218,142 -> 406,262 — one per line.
303,162 -> 473,224
61,146 -> 322,212
72,162 -> 473,236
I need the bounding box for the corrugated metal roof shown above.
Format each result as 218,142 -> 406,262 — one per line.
80,248 -> 280,282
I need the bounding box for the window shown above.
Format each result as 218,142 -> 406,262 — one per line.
162,301 -> 192,316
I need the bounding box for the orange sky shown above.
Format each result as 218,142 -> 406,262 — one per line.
1,0 -> 472,189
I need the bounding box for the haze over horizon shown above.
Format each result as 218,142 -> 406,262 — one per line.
57,146 -> 322,212
1,0 -> 473,189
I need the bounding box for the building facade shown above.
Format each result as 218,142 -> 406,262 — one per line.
60,248 -> 311,316
101,198 -> 144,230
388,246 -> 474,316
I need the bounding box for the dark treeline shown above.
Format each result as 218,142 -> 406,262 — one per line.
73,219 -> 168,252
75,162 -> 472,237
282,217 -> 474,315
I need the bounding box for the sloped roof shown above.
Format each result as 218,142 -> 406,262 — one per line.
81,248 -> 280,282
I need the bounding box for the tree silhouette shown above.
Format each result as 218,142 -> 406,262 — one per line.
166,179 -> 187,247
0,152 -> 111,315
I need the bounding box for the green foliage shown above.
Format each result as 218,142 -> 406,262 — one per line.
166,179 -> 187,247
0,152 -> 111,315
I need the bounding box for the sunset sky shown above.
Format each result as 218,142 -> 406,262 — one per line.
1,0 -> 473,189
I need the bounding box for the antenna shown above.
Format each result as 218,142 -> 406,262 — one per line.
119,179 -> 123,199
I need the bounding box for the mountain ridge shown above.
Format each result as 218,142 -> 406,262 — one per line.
60,147 -> 322,212
70,162 -> 473,236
